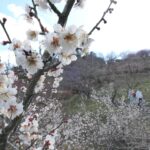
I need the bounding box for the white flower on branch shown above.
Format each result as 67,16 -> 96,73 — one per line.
60,25 -> 79,52
53,24 -> 63,33
78,31 -> 94,56
35,75 -> 45,93
19,113 -> 40,145
24,5 -> 34,23
9,39 -> 22,51
52,76 -> 63,88
43,32 -> 61,55
43,133 -> 56,150
48,67 -> 63,77
0,70 -> 18,102
26,29 -> 39,41
59,52 -> 77,65
23,52 -> 44,74
2,99 -> 23,120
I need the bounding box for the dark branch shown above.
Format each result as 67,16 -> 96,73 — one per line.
31,0 -> 46,34
58,0 -> 76,26
47,0 -> 62,17
88,0 -> 117,35
0,19 -> 12,44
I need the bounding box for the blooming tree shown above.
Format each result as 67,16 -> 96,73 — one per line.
0,0 -> 117,149
58,88 -> 150,150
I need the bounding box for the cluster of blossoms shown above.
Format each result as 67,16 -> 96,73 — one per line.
35,75 -> 46,93
8,18 -> 92,95
44,24 -> 92,64
9,39 -> 44,75
18,112 -> 57,150
9,23 -> 92,76
19,113 -> 40,146
0,62 -> 23,123
48,64 -> 63,93
42,131 -> 57,150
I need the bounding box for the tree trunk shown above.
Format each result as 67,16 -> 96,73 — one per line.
0,134 -> 7,150
58,0 -> 75,26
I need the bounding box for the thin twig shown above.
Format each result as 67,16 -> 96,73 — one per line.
88,0 -> 117,35
31,0 -> 46,34
0,19 -> 12,44
47,0 -> 62,17
51,120 -> 64,132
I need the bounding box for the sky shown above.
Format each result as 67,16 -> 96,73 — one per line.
0,0 -> 150,63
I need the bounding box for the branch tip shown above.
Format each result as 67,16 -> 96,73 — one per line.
88,0 -> 117,35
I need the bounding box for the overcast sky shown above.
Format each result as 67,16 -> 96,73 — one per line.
0,0 -> 150,62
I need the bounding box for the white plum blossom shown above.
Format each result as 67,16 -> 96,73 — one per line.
48,67 -> 63,77
53,76 -> 62,87
60,25 -> 79,52
78,31 -> 94,56
53,24 -> 63,33
26,29 -> 39,41
9,39 -> 22,51
2,99 -> 23,119
0,87 -> 18,102
23,52 -> 44,74
24,4 -> 33,23
35,75 -> 45,93
19,114 -> 40,145
20,115 -> 39,133
59,52 -> 77,65
0,71 -> 18,102
15,50 -> 26,67
43,133 -> 56,150
22,40 -> 32,52
43,32 -> 61,55
21,86 -> 27,93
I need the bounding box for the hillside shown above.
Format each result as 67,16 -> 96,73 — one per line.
58,50 -> 150,103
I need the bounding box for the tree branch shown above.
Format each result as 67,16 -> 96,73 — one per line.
58,0 -> 76,26
88,0 -> 117,35
47,0 -> 61,17
0,18 -> 11,44
31,0 -> 46,34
